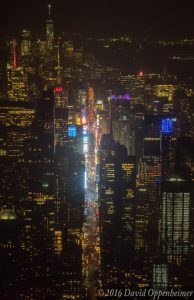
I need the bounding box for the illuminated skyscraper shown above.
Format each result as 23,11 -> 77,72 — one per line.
0,98 -> 35,298
99,134 -> 136,286
54,86 -> 68,147
137,115 -> 162,260
0,208 -> 19,298
21,90 -> 56,298
7,40 -> 29,101
175,136 -> 194,180
21,29 -> 31,57
55,43 -> 62,85
161,178 -> 191,265
134,187 -> 149,252
160,118 -> 176,177
62,148 -> 85,298
0,100 -> 35,210
46,3 -> 54,51
119,74 -> 145,105
7,64 -> 28,101
153,263 -> 168,289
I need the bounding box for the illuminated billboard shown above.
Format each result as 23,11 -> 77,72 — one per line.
81,116 -> 87,125
83,125 -> 88,136
68,125 -> 77,137
161,119 -> 173,133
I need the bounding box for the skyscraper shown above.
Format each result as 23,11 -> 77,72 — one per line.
139,115 -> 161,255
7,64 -> 28,101
161,178 -> 191,265
160,118 -> 176,177
0,208 -> 19,298
21,29 -> 31,57
99,134 -> 136,287
46,3 -> 54,51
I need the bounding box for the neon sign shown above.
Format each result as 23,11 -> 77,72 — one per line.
110,93 -> 131,101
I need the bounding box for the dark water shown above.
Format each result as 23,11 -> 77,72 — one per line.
82,39 -> 194,79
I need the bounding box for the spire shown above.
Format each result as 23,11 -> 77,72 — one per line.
56,42 -> 61,85
13,39 -> 17,68
48,3 -> 51,18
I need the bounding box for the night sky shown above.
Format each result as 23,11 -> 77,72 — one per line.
0,0 -> 194,38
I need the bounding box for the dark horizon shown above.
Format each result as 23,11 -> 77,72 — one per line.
1,0 -> 194,39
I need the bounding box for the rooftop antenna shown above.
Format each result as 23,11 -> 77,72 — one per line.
48,3 -> 51,18
13,39 -> 17,68
56,42 -> 61,85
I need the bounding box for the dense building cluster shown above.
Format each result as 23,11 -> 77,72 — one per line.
0,4 -> 194,300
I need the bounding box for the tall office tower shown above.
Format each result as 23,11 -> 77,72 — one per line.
161,178 -> 191,265
153,263 -> 168,289
109,93 -> 131,121
72,48 -> 83,65
46,3 -> 54,51
99,134 -> 136,287
54,86 -> 68,108
54,86 -> 68,147
139,115 -> 162,254
0,208 -> 19,298
109,94 -> 132,155
119,73 -> 145,105
55,107 -> 68,147
133,112 -> 145,164
56,125 -> 85,298
0,99 -> 35,298
175,136 -> 194,180
112,110 -> 145,159
37,40 -> 48,59
63,42 -> 74,66
21,29 -> 31,57
54,144 -> 68,235
134,187 -> 149,252
53,86 -> 69,290
62,149 -> 85,299
0,100 -> 35,208
55,44 -> 62,85
7,63 -> 28,101
112,116 -> 135,156
174,89 -> 194,138
20,90 -> 56,299
160,118 -> 176,177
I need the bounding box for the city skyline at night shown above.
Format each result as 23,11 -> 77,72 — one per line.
0,1 -> 194,300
